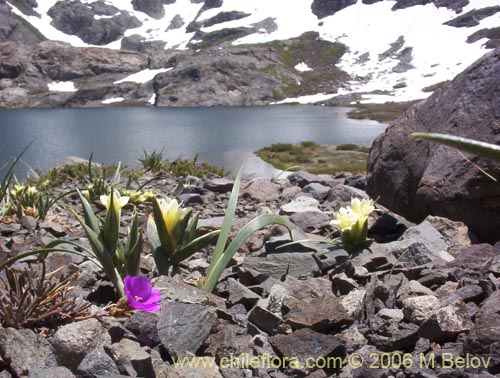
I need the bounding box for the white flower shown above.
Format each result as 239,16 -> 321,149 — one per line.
100,190 -> 129,212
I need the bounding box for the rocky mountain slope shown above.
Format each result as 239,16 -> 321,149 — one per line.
0,0 -> 499,107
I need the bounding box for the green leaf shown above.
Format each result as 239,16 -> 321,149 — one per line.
184,212 -> 200,244
206,167 -> 242,279
102,189 -> 119,255
203,213 -> 293,293
0,141 -> 32,203
76,189 -> 100,233
412,132 -> 500,163
147,214 -> 171,275
152,198 -> 175,256
124,213 -> 142,276
173,207 -> 193,247
170,229 -> 220,265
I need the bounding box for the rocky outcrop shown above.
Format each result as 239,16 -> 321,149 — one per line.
8,0 -> 39,16
444,6 -> 500,28
153,47 -> 299,106
32,41 -> 148,81
467,27 -> 500,49
48,1 -> 141,45
367,48 -> 500,243
0,3 -> 44,45
121,34 -> 166,54
392,0 -> 468,12
132,0 -> 165,19
311,0 -> 356,19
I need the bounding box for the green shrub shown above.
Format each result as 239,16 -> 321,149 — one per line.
268,143 -> 294,152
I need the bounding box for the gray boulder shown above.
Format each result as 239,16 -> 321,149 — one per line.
132,0 -> 165,19
367,48 -> 500,242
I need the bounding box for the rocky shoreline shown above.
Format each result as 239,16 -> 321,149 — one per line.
1,166 -> 500,378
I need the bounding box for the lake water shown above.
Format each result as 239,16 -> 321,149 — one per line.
0,105 -> 386,178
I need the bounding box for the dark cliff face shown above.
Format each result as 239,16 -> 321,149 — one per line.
311,0 -> 357,19
367,48 -> 500,243
0,3 -> 44,45
48,1 -> 142,45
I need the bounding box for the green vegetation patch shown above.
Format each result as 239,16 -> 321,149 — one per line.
256,142 -> 369,174
347,101 -> 421,124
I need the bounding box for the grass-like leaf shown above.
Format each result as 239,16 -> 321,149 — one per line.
412,132 -> 500,163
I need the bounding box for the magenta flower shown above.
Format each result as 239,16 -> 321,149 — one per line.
124,275 -> 162,312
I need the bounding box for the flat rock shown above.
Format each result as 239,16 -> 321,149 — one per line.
28,367 -> 75,378
203,178 -> 234,193
302,183 -> 331,201
425,215 -> 471,256
283,296 -> 353,331
157,302 -> 218,358
241,253 -> 320,280
242,177 -> 280,201
226,277 -> 261,310
269,328 -> 346,367
341,289 -> 367,319
401,221 -> 452,261
280,195 -> 322,215
288,171 -> 324,188
0,328 -> 57,376
397,280 -> 436,303
289,211 -> 330,233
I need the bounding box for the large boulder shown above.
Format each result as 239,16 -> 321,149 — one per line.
132,0 -> 165,19
48,0 -> 141,45
311,0 -> 356,19
367,48 -> 500,242
0,3 -> 44,44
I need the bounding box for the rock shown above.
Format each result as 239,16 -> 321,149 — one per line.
425,215 -> 471,256
0,5 -> 43,45
450,244 -> 498,270
311,0 -> 357,19
33,41 -> 148,82
0,328 -> 57,376
248,305 -> 283,335
400,220 -> 453,262
382,239 -> 436,266
341,289 -> 366,319
154,275 -> 226,308
105,338 -> 154,377
125,311 -> 160,347
397,280 -> 436,303
326,184 -> 369,207
367,48 -> 500,243
269,328 -> 346,368
283,296 -> 353,331
132,0 -> 165,18
48,1 -> 142,45
241,178 -> 280,201
28,367 -> 75,378
377,308 -> 404,322
49,318 -> 105,369
445,6 -> 500,28
203,178 -> 234,193
302,183 -> 331,201
226,278 -> 261,310
121,34 -> 165,54
331,272 -> 359,295
0,222 -> 21,235
344,174 -> 366,190
264,228 -> 323,254
287,171 -> 324,188
464,290 -> 500,370
280,195 -> 322,215
240,253 -> 321,281
19,215 -> 37,232
402,295 -> 441,324
290,211 -> 330,232
178,193 -> 203,205
419,299 -> 473,342
167,357 -> 223,378
77,348 -> 120,378
157,302 -> 218,358
455,285 -> 484,304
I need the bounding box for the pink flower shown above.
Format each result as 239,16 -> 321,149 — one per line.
124,275 -> 162,312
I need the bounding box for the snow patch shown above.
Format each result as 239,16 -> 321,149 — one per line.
102,97 -> 124,104
272,93 -> 336,105
294,62 -> 312,72
114,68 -> 173,84
148,94 -> 156,105
47,81 -> 77,92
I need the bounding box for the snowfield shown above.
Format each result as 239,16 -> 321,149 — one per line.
10,0 -> 500,104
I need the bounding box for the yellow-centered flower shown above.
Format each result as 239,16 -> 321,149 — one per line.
330,207 -> 359,231
350,198 -> 375,219
100,190 -> 129,212
158,198 -> 186,235
26,186 -> 38,196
